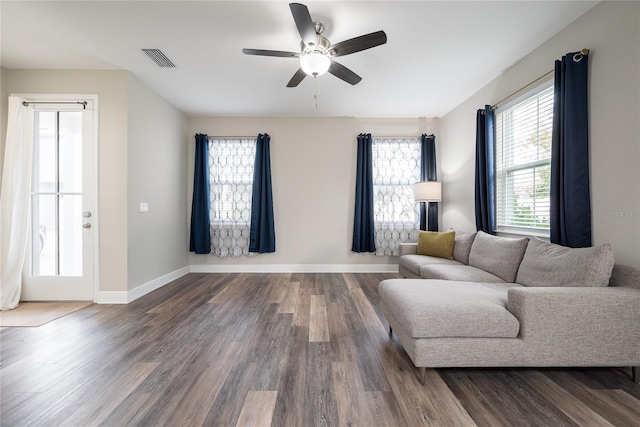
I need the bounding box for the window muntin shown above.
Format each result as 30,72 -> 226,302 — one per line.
496,84 -> 553,234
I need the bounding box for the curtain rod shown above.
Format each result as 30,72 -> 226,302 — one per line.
208,135 -> 257,140
371,135 -> 435,140
22,101 -> 88,109
491,48 -> 589,110
372,136 -> 420,139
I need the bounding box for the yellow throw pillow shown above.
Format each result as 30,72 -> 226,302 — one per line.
416,231 -> 455,259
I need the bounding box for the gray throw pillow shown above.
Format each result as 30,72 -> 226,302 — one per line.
453,231 -> 477,265
516,237 -> 614,287
468,231 -> 529,283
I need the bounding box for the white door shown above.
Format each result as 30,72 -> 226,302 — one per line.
22,98 -> 97,301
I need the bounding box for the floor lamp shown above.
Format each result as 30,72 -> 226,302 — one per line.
413,181 -> 441,231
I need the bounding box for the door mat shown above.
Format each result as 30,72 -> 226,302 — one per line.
0,302 -> 92,327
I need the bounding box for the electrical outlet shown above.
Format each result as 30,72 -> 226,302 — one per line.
139,202 -> 149,213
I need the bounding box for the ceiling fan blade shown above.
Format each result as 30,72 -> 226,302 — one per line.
290,3 -> 317,46
328,61 -> 362,85
330,30 -> 387,57
242,48 -> 300,58
287,68 -> 307,87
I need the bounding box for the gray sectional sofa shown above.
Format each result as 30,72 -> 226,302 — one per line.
379,231 -> 640,384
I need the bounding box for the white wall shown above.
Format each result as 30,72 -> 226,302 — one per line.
440,1 -> 640,268
127,74 -> 188,289
3,69 -> 131,291
187,116 -> 438,270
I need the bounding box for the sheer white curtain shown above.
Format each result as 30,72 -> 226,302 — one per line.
372,138 -> 421,256
1,96 -> 34,309
209,138 -> 256,257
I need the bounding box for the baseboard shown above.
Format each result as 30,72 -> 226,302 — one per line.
127,266 -> 191,303
96,264 -> 396,304
95,291 -> 129,304
95,266 -> 190,304
189,264 -> 399,273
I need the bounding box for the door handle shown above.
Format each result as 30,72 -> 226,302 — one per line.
83,223 -> 92,229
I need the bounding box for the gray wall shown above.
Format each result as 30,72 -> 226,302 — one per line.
440,1 -> 640,268
3,69 -> 131,291
1,69 -> 189,295
2,1 -> 637,295
127,74 -> 188,289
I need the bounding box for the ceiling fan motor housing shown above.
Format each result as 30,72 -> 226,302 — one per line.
301,32 -> 332,56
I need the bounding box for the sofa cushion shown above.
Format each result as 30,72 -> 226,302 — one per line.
417,231 -> 455,259
420,264 -> 506,283
469,231 -> 529,283
399,254 -> 463,277
453,231 -> 477,265
609,264 -> 640,290
379,279 -> 521,338
516,238 -> 615,287
398,243 -> 418,257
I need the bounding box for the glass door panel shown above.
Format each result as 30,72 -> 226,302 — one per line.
31,194 -> 57,276
59,194 -> 83,276
59,112 -> 83,193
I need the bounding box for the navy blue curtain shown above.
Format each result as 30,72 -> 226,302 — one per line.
474,105 -> 496,234
420,134 -> 438,231
250,133 -> 276,253
189,134 -> 211,254
352,133 -> 376,252
550,51 -> 591,247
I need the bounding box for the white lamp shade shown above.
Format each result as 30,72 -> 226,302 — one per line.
300,52 -> 331,76
414,181 -> 442,202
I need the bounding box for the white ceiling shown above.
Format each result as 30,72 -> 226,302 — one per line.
1,1 -> 599,118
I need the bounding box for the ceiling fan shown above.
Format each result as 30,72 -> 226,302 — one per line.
242,2 -> 387,87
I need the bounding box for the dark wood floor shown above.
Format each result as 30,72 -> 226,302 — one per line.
1,273 -> 639,426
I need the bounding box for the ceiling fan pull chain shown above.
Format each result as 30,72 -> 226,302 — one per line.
314,77 -> 319,109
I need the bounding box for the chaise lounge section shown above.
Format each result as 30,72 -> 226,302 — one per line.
380,231 -> 640,384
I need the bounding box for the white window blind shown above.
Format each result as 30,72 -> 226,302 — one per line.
496,84 -> 553,234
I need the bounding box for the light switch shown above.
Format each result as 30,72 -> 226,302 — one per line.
139,202 -> 149,213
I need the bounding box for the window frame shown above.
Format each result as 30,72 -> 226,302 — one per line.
208,137 -> 256,227
370,137 -> 422,256
495,80 -> 554,238
371,137 -> 421,226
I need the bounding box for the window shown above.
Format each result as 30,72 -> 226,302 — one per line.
208,137 -> 256,257
372,138 -> 421,255
495,83 -> 553,234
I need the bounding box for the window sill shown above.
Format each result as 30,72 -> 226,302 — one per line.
495,227 -> 550,240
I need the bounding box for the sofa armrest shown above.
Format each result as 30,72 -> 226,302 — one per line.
507,286 -> 640,355
398,243 -> 417,256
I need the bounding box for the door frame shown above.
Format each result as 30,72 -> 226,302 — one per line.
17,93 -> 100,302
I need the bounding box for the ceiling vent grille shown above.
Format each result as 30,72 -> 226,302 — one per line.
141,49 -> 176,67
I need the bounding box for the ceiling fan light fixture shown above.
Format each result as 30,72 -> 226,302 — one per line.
300,51 -> 331,77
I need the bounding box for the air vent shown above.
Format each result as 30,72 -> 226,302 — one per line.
141,49 -> 176,68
